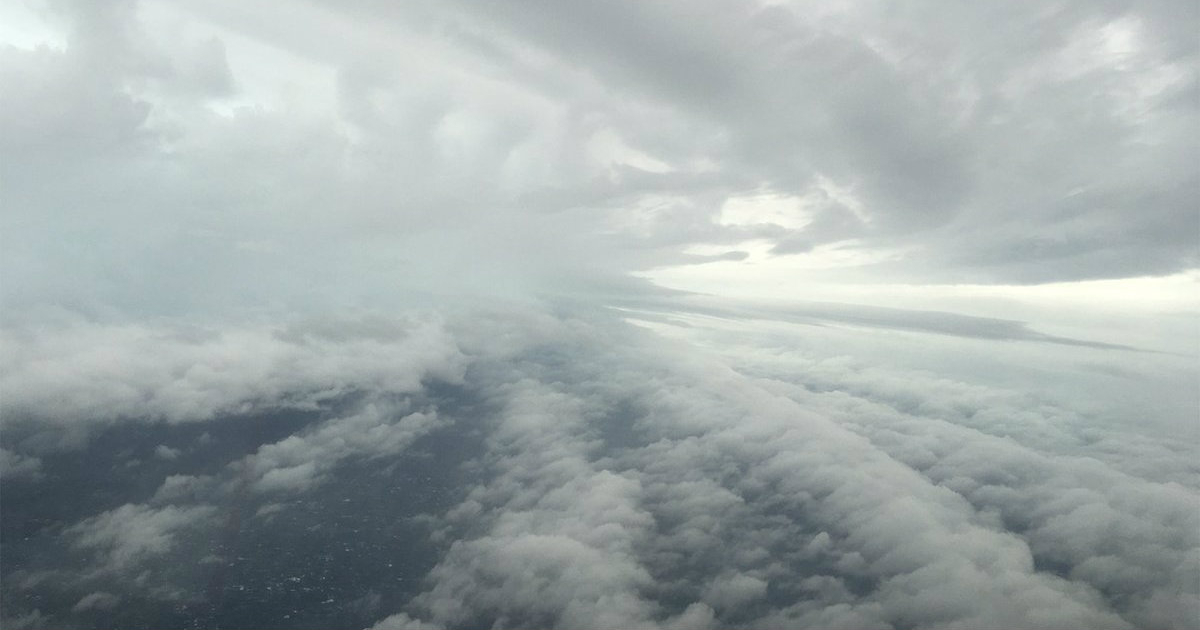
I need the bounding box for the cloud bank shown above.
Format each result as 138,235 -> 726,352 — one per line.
2,0 -> 1196,319
1,1 -> 1196,629
3,308 -> 1196,628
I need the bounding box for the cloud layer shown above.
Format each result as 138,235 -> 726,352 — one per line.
2,0 -> 1196,319
1,1 -> 1196,629
3,307 -> 1196,628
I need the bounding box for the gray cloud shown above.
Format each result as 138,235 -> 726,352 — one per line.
0,305 -> 1194,628
725,352 -> 1199,628
358,307 -> 1193,628
0,610 -> 49,630
72,591 -> 121,613
245,404 -> 443,493
0,313 -> 464,433
1,0 -> 1194,323
68,503 -> 216,573
1,0 -> 1197,627
614,293 -> 1152,351
0,448 -> 42,479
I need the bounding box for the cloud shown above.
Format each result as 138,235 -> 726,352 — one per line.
154,444 -> 181,460
362,307 -> 1192,629
409,378 -> 663,629
368,612 -> 442,630
630,312 -> 1199,628
1,0 -> 1194,326
0,447 -> 42,478
71,591 -> 121,612
0,1 -> 1195,624
614,293 -> 1151,350
0,313 -> 464,434
67,503 -> 216,572
0,305 -> 1194,628
0,609 -> 49,630
702,573 -> 768,611
246,405 -> 443,493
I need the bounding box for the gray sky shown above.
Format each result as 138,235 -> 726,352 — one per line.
1,0 -> 1197,317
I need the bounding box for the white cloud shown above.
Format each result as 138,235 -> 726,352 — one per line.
247,405 -> 443,493
68,503 -> 215,572
0,304 -> 1193,628
0,1 -> 1195,623
407,377 -> 664,629
626,312 -> 1198,628
366,307 -> 1191,628
1,0 -> 1194,323
0,313 -> 465,431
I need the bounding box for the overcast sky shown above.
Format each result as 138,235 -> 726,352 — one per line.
1,1 -> 1197,629
2,0 -> 1197,315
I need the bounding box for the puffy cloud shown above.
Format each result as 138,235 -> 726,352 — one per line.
629,311 -> 1199,629
702,573 -> 768,612
0,313 -> 464,431
409,379 -> 663,629
363,307 -> 1191,629
246,404 -> 442,493
67,503 -> 215,572
0,305 -> 1194,628
2,1 -> 1195,626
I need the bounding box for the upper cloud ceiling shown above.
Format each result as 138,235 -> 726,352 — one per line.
1,0 -> 1196,316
